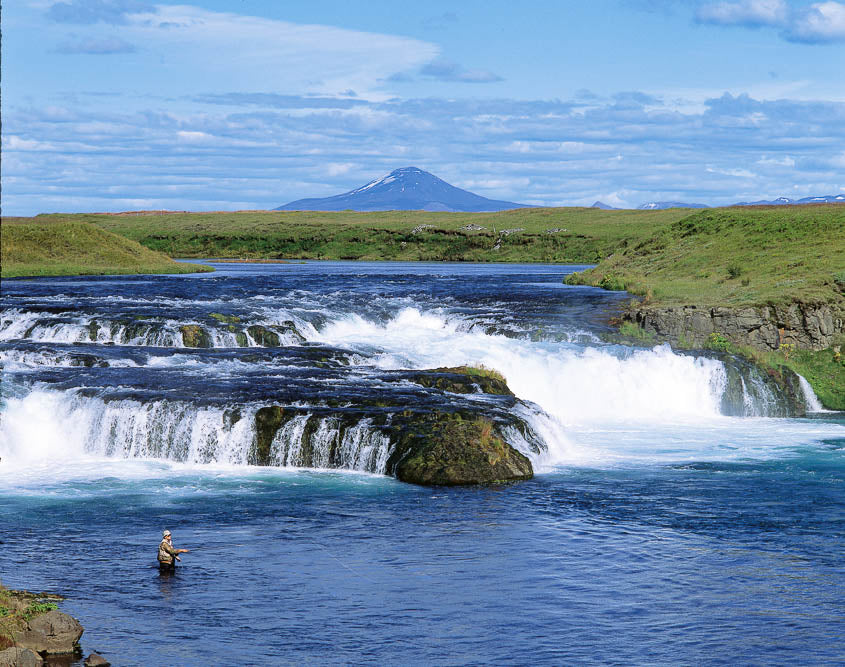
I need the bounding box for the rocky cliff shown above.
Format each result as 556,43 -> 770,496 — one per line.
624,300 -> 843,351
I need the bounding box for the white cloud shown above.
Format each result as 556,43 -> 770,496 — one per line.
757,155 -> 795,167
44,4 -> 439,99
788,2 -> 845,42
326,162 -> 357,177
695,0 -> 845,43
696,0 -> 788,26
706,166 -> 757,178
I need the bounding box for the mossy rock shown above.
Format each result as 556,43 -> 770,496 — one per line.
405,366 -> 513,396
386,412 -> 532,485
247,325 -> 281,347
179,324 -> 212,348
209,312 -> 241,324
252,405 -> 286,464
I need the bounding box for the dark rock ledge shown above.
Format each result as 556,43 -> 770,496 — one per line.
625,300 -> 842,351
0,583 -> 108,667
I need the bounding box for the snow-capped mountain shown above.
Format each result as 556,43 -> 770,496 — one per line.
734,195 -> 845,206
275,167 -> 532,212
637,201 -> 710,210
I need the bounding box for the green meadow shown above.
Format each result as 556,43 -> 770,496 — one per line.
37,207 -> 690,264
1,218 -> 213,278
566,205 -> 845,307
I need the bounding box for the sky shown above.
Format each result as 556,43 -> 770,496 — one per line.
2,0 -> 844,215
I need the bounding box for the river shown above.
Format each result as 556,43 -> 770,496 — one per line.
1,261 -> 843,665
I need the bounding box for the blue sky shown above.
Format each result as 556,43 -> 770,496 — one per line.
2,0 -> 844,214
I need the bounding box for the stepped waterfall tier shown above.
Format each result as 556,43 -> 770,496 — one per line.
2,261 -> 844,664
0,262 -> 833,480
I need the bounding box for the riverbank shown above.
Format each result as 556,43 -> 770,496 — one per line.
566,205 -> 845,408
32,207 -> 689,263
0,583 -> 108,665
0,219 -> 213,278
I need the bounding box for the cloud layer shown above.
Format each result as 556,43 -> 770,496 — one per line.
4,89 -> 843,214
696,0 -> 845,42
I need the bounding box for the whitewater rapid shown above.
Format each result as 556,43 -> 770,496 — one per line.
1,263 -> 841,482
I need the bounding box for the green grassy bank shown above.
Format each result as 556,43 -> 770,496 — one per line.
1,218 -> 213,278
36,207 -> 690,263
565,205 -> 845,306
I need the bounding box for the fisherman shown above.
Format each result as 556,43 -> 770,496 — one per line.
158,529 -> 189,574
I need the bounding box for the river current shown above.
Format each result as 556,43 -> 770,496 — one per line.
1,261 -> 843,665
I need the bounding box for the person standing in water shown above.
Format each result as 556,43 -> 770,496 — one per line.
158,529 -> 189,573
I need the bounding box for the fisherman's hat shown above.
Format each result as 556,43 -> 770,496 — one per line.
163,529 -> 171,537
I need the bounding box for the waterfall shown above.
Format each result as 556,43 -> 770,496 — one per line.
798,375 -> 826,413
0,390 -> 395,474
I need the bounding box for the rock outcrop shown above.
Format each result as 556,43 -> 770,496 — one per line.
250,367 -> 542,485
0,585 -> 91,666
0,648 -> 43,667
385,411 -> 533,485
625,301 -> 842,351
13,611 -> 83,657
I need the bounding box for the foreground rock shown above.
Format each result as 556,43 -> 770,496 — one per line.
15,611 -> 83,657
0,584 -> 88,665
0,648 -> 42,667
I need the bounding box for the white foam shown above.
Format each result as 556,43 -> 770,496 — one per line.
798,374 -> 828,413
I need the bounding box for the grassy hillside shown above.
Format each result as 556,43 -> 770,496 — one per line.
1,218 -> 213,278
567,204 -> 845,408
40,207 -> 691,263
566,205 -> 845,306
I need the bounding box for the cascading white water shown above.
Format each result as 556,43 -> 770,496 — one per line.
798,375 -> 826,412
0,310 -> 308,348
0,389 -> 395,474
2,304 -> 838,475
315,308 -> 729,425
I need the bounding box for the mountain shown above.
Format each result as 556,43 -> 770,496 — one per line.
591,201 -> 618,210
734,194 -> 845,206
275,167 -> 532,212
637,201 -> 710,210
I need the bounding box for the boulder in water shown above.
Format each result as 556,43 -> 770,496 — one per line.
16,610 -> 83,656
386,411 -> 533,486
179,325 -> 212,348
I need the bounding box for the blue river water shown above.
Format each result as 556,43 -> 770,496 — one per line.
1,261 -> 844,665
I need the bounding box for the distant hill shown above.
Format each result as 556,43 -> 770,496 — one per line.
637,201 -> 710,210
591,201 -> 618,210
275,167 -> 533,212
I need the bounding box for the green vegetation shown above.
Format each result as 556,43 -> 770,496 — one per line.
725,342 -> 845,411
1,218 -> 214,278
27,207 -> 690,263
617,321 -> 656,343
566,205 -> 845,306
0,585 -> 61,650
771,346 -> 845,410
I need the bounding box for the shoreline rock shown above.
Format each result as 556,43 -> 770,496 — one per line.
624,301 -> 842,352
0,584 -> 98,667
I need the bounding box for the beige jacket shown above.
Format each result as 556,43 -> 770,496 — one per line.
158,538 -> 179,564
